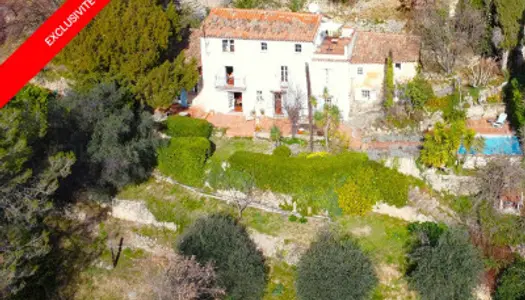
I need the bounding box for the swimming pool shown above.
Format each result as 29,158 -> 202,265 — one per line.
458,136 -> 523,155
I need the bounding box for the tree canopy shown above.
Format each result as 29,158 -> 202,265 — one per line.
495,259 -> 525,300
0,85 -> 76,296
177,214 -> 267,300
419,121 -> 477,168
56,0 -> 199,108
296,232 -> 378,300
493,0 -> 525,50
407,228 -> 483,300
55,82 -> 158,191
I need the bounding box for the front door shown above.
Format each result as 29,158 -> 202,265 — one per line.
234,92 -> 243,112
274,92 -> 283,115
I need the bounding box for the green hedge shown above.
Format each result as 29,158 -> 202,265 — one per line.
166,116 -> 213,138
228,151 -> 413,215
158,137 -> 212,186
273,145 -> 292,157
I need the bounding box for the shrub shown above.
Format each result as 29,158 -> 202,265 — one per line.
273,145 -> 292,157
296,232 -> 377,300
407,229 -> 483,300
337,170 -> 379,216
419,121 -> 473,168
166,116 -> 213,138
375,166 -> 413,207
177,214 -> 266,300
288,215 -> 298,222
407,222 -> 447,247
157,137 -> 212,186
478,201 -> 525,246
495,259 -> 525,300
270,125 -> 281,146
404,75 -> 435,109
425,96 -> 449,112
298,216 -> 308,223
228,151 -> 412,215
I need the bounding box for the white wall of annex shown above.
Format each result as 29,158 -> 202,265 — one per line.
310,59 -> 351,120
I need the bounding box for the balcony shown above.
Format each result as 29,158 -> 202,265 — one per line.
215,75 -> 246,91
280,80 -> 289,89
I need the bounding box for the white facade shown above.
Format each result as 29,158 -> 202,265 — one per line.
197,37 -> 314,118
195,16 -> 419,121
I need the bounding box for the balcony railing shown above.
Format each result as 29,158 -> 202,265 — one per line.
280,80 -> 289,89
215,75 -> 246,90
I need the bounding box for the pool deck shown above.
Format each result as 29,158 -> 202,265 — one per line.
466,119 -> 513,135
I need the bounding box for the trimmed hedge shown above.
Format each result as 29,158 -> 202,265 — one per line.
228,151 -> 413,215
158,137 -> 212,186
273,145 -> 292,157
166,116 -> 213,138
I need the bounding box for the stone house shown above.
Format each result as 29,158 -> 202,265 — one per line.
192,8 -> 421,121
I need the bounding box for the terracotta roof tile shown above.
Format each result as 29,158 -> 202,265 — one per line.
202,8 -> 322,42
350,31 -> 421,64
315,37 -> 352,55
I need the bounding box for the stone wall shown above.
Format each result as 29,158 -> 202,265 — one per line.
110,199 -> 177,231
466,104 -> 505,120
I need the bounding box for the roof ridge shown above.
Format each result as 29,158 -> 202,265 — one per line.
355,30 -> 421,39
209,7 -> 321,18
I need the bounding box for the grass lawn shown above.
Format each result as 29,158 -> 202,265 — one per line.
209,136 -> 272,164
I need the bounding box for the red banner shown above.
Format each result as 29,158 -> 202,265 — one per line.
0,0 -> 111,108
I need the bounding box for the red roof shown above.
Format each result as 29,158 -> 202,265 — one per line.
350,31 -> 421,64
202,8 -> 322,42
501,191 -> 523,203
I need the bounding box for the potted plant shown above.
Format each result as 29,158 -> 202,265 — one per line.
260,108 -> 265,116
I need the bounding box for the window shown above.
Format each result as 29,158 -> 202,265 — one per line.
362,90 -> 370,99
261,42 -> 267,52
357,67 -> 363,75
222,39 -> 235,52
257,91 -> 264,102
295,44 -> 302,53
395,63 -> 401,69
281,66 -> 289,82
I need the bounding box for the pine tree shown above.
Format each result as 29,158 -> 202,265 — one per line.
56,0 -> 199,109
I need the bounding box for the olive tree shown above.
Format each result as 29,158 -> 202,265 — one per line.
296,231 -> 377,300
177,214 -> 266,300
407,228 -> 483,300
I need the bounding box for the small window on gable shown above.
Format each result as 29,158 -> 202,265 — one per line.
357,67 -> 363,75
261,42 -> 268,52
362,90 -> 370,99
295,44 -> 302,53
395,63 -> 402,69
222,39 -> 235,52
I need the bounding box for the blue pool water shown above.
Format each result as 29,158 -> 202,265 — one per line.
458,136 -> 523,155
